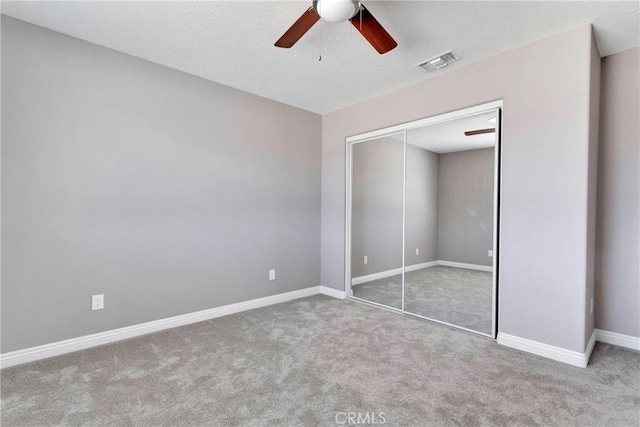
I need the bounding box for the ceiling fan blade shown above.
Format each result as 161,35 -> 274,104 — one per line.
275,7 -> 320,48
464,128 -> 496,136
350,4 -> 397,54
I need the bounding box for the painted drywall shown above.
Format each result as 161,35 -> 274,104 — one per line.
351,140 -> 438,277
321,25 -> 596,352
437,148 -> 494,267
351,137 -> 404,277
595,47 -> 639,338
1,17 -> 322,353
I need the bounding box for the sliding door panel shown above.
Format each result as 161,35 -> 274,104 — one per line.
404,110 -> 497,335
346,101 -> 501,338
350,134 -> 404,310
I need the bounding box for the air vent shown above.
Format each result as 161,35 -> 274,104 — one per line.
415,51 -> 460,72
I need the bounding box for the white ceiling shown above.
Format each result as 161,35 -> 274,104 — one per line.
406,111 -> 496,154
2,1 -> 638,114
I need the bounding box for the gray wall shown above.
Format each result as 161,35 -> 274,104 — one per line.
1,17 -> 322,353
437,148 -> 494,267
352,142 -> 493,276
351,140 -> 439,277
3,16 -> 625,359
351,137 -> 404,277
595,47 -> 639,338
405,145 -> 439,268
351,138 -> 438,277
322,25 -> 597,352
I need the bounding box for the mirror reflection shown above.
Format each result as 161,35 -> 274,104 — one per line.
350,134 -> 404,310
348,108 -> 498,336
404,111 -> 496,334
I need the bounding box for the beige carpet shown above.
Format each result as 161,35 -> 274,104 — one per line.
1,295 -> 639,426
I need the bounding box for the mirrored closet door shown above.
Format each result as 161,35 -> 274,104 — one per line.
350,133 -> 404,310
346,102 -> 501,337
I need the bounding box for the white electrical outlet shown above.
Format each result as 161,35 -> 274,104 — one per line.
363,256 -> 368,265
91,294 -> 104,311
488,250 -> 493,257
416,248 -> 420,255
591,297 -> 594,314
269,269 -> 275,281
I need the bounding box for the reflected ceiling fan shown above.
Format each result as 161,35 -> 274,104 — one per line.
464,128 -> 495,136
274,0 -> 397,54
465,117 -> 497,136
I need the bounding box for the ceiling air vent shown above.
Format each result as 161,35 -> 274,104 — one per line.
415,51 -> 460,72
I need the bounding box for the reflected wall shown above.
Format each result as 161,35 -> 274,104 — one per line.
348,106 -> 500,336
437,148 -> 495,266
351,135 -> 404,310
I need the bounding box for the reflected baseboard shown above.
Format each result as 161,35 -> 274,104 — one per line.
405,261 -> 440,272
352,260 -> 491,285
437,260 -> 493,272
351,267 -> 404,285
352,261 -> 437,285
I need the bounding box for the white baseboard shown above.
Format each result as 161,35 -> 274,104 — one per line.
351,260 -> 490,285
405,261 -> 439,272
497,330 -> 596,368
351,261 -> 438,286
10,286 -> 627,370
351,261 -> 437,285
585,329 -> 597,363
1,286 -> 327,369
437,260 -> 493,272
351,267 -> 403,285
595,329 -> 640,351
319,286 -> 346,300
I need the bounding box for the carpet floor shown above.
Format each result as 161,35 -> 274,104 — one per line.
1,295 -> 639,426
352,266 -> 493,334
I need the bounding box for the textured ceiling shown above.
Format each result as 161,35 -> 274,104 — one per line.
2,1 -> 638,114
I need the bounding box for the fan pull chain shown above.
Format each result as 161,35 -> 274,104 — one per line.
318,20 -> 323,62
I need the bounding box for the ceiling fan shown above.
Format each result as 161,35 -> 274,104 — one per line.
274,0 -> 397,54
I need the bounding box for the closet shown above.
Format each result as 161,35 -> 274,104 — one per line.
345,101 -> 501,337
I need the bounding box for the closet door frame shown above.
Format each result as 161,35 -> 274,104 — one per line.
345,99 -> 503,338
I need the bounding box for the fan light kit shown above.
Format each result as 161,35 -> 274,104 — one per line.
274,0 -> 397,54
315,0 -> 359,23
415,51 -> 460,72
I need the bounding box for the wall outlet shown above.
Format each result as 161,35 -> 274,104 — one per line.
269,269 -> 275,281
488,250 -> 493,257
591,297 -> 594,314
416,248 -> 420,255
91,294 -> 104,311
363,256 -> 368,265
